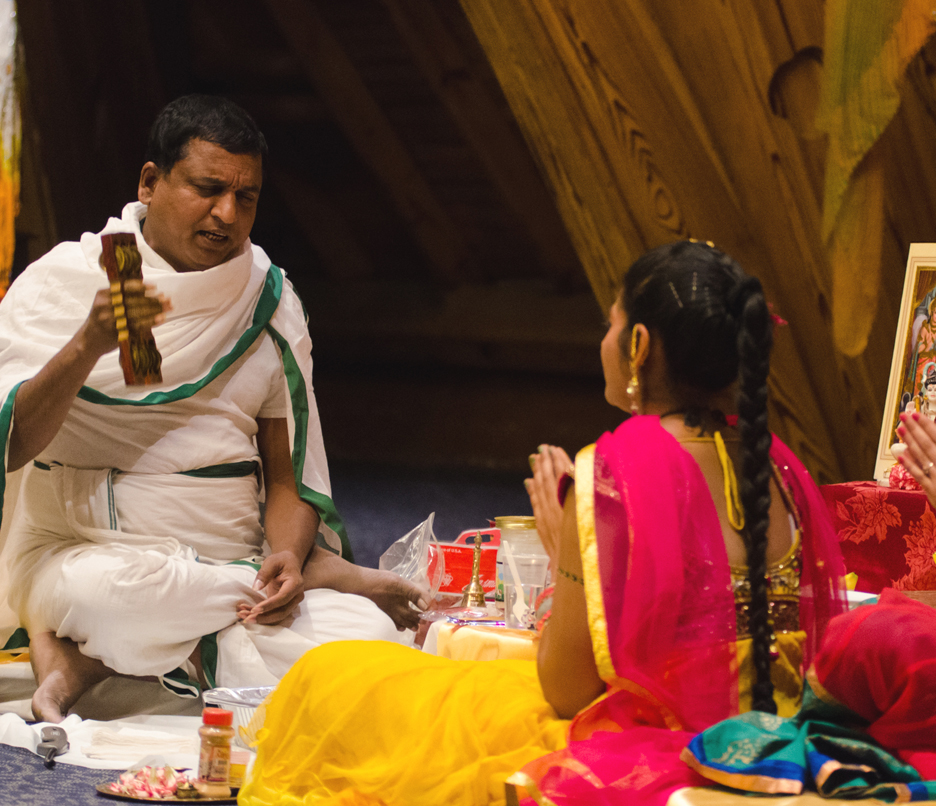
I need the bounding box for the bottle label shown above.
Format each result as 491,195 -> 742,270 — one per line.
199,743 -> 231,784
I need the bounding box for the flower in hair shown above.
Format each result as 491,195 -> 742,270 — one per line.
768,303 -> 788,327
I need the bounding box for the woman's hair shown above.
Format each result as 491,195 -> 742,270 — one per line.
621,240 -> 777,713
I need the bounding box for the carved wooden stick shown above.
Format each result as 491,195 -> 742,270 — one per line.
99,233 -> 162,386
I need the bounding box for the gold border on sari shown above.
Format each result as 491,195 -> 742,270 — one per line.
679,747 -> 804,795
575,443 -> 613,681
507,766 -> 609,806
575,442 -> 683,731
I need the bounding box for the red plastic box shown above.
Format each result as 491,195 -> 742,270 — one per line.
430,528 -> 500,595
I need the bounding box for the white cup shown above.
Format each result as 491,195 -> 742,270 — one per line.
503,553 -> 549,629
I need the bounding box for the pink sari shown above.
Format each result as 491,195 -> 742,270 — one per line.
514,416 -> 847,805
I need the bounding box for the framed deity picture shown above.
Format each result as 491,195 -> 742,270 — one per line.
876,244 -> 936,482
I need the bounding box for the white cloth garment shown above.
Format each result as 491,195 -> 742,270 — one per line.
0,712 -> 203,770
8,464 -> 402,685
83,726 -> 200,761
0,202 -> 402,694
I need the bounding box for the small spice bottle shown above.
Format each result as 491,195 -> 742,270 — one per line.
197,707 -> 234,797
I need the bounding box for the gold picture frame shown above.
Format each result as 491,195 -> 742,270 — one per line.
876,244 -> 936,482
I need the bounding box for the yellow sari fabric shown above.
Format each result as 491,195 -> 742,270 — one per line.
238,641 -> 569,806
736,631 -> 806,717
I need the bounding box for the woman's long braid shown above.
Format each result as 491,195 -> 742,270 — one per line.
623,242 -> 779,712
734,278 -> 776,713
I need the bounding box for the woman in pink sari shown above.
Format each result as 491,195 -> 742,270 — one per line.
520,240 -> 847,803
240,241 -> 847,806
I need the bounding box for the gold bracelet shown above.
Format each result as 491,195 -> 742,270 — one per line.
557,566 -> 584,585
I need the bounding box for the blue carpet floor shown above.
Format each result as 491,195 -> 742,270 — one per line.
330,462 -> 532,568
0,745 -> 122,806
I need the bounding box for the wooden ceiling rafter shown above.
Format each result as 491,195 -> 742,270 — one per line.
457,2 -> 652,303
263,0 -> 472,285
458,0 -> 869,480
379,0 -> 581,282
16,1 -> 165,245
270,170 -> 376,282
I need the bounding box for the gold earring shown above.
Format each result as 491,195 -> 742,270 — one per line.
626,365 -> 640,415
626,329 -> 641,415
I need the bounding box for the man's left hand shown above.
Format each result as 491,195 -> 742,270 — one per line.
240,551 -> 305,626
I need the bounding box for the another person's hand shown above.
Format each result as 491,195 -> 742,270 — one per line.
358,567 -> 429,632
898,411 -> 936,507
238,551 -> 306,626
82,281 -> 170,357
525,444 -> 572,572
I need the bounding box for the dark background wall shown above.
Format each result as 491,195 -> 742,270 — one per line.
18,0 -> 936,550
12,0 -> 625,493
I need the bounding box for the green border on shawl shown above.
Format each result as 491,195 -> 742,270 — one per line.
76,265 -> 283,407
266,325 -> 352,562
179,461 -> 259,479
159,668 -> 201,698
0,380 -> 23,524
200,632 -> 219,690
1,627 -> 29,652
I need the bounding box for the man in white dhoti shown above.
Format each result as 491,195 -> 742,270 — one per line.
0,95 -> 425,721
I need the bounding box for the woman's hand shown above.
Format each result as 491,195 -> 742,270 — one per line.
525,444 -> 573,574
898,411 -> 936,507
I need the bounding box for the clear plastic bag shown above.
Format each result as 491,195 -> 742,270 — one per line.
378,513 -> 444,605
203,686 -> 274,749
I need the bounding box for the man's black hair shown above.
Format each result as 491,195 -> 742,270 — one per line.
145,94 -> 268,173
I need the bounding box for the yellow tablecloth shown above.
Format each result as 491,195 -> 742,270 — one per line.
424,621 -> 538,661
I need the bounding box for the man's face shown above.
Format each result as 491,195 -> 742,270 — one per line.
137,138 -> 262,273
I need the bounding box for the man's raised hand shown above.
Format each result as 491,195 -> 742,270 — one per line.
83,281 -> 170,358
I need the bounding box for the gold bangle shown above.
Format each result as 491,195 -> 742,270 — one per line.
557,566 -> 584,585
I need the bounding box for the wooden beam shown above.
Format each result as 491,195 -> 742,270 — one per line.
269,170 -> 375,282
380,0 -> 581,280
17,0 -> 164,241
264,0 -> 470,284
457,2 -> 657,308
458,0 -> 870,482
229,93 -> 330,123
14,79 -> 58,265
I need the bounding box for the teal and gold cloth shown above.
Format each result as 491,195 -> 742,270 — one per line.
683,680 -> 936,801
683,589 -> 936,801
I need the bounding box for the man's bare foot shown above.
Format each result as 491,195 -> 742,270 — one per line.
30,632 -> 113,723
